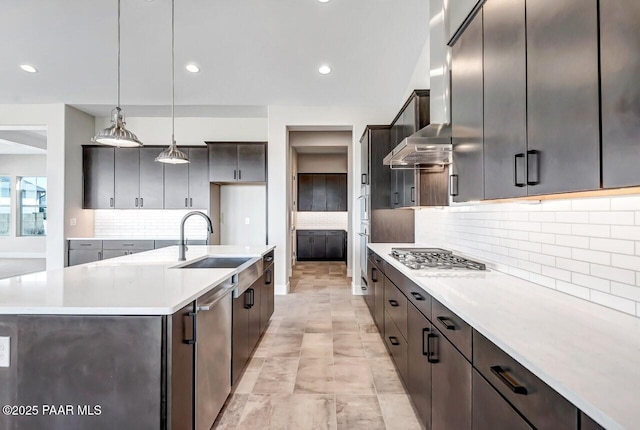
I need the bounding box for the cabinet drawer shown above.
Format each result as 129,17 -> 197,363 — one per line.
384,262 -> 431,320
326,230 -> 344,236
297,230 -> 326,236
103,240 -> 155,250
384,277 -> 408,340
368,251 -> 385,271
432,298 -> 472,361
473,369 -> 533,430
384,310 -> 408,383
473,331 -> 577,429
69,240 -> 102,250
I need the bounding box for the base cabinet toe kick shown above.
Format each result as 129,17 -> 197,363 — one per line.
0,251 -> 276,430
366,250 -> 605,430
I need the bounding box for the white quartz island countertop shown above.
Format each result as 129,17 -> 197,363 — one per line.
368,243 -> 640,430
0,245 -> 275,316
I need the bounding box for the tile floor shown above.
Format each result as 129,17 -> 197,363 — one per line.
213,262 -> 423,430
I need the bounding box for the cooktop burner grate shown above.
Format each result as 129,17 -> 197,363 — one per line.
390,248 -> 486,271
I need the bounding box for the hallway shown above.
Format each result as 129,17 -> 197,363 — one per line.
214,262 -> 423,430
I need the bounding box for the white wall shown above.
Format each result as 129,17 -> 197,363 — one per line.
415,195 -> 640,318
0,155 -> 46,257
220,185 -> 266,246
289,130 -> 351,148
0,104 -> 66,268
297,154 -> 348,174
268,106 -> 395,295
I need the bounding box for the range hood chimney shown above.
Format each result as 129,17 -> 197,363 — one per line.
383,123 -> 452,168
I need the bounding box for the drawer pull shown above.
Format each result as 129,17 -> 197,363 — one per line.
388,299 -> 399,307
437,316 -> 456,331
361,286 -> 367,291
389,336 -> 400,346
490,366 -> 528,395
411,292 -> 426,301
427,333 -> 439,363
371,267 -> 379,283
421,327 -> 430,356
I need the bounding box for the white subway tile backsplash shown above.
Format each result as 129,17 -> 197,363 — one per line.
415,193 -> 640,317
295,211 -> 348,230
94,210 -> 209,239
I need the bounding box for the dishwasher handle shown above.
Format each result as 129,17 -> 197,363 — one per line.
183,311 -> 197,344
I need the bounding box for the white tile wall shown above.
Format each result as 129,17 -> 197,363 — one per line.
94,210 -> 209,239
415,194 -> 640,317
295,211 -> 348,230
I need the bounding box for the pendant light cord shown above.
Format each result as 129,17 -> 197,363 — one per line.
117,0 -> 121,109
171,0 -> 175,144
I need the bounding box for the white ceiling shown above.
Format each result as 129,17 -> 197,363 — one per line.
1,0 -> 429,116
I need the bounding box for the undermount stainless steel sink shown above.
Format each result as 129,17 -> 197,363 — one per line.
180,257 -> 252,269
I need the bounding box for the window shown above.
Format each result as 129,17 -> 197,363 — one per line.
19,177 -> 47,236
0,177 -> 9,236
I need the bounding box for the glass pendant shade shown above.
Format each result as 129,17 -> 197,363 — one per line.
155,140 -> 189,164
92,107 -> 143,147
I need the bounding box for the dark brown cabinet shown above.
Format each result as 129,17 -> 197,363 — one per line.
208,142 -> 266,183
232,291 -> 250,386
83,147 -> 114,209
600,0 -> 640,188
114,148 -> 164,209
296,230 -> 345,261
247,281 -> 262,358
483,0 -> 528,200
451,9 -> 484,203
472,369 -> 533,430
407,303 -> 433,429
164,147 -> 210,209
260,263 -> 275,333
360,126 -> 393,210
298,173 -> 347,212
526,0 -> 600,195
366,254 -> 385,333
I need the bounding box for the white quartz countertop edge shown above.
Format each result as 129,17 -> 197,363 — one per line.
368,243 -> 639,430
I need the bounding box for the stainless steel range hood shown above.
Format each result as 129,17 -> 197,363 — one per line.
383,123 -> 453,168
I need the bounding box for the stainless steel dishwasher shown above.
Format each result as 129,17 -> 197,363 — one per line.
195,280 -> 234,430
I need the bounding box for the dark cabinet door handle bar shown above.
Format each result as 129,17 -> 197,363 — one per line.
427,333 -> 439,363
371,267 -> 378,283
140,198 -> 143,208
110,198 -> 114,207
389,336 -> 400,346
437,316 -> 456,330
526,150 -> 540,186
185,197 -> 188,207
490,365 -> 528,395
411,186 -> 415,203
183,311 -> 197,345
421,327 -> 430,356
265,270 -> 273,285
514,153 -> 526,187
135,197 -> 139,207
450,174 -> 459,197
410,292 -> 425,301
388,299 -> 399,307
361,173 -> 368,185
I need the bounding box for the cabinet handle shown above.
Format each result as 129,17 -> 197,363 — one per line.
371,267 -> 378,283
238,170 -> 242,180
394,192 -> 399,205
183,311 -> 197,345
190,198 -> 193,207
514,153 -> 526,187
244,288 -> 255,309
427,333 -> 439,363
490,366 -> 528,395
234,170 -> 237,180
265,269 -> 273,285
98,251 -> 103,260
526,150 -> 540,186
135,197 -> 139,207
450,174 -> 459,197
389,336 -> 400,346
361,277 -> 368,291
109,197 -> 114,207
411,292 -> 425,301
388,299 -> 399,307
361,173 -> 368,185
410,186 -> 415,203
421,327 -> 430,356
437,316 -> 456,330
265,256 -> 274,262
140,197 -> 144,208
185,197 -> 188,207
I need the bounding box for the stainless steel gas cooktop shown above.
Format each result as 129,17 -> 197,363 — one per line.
390,248 -> 486,271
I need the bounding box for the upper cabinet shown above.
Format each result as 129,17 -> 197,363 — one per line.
113,148 -> 164,209
298,173 -> 347,212
83,147 -> 115,209
526,0 -> 600,196
360,126 -> 392,210
482,0 -> 527,200
451,10 -> 484,203
164,147 -> 210,209
208,142 -> 266,183
600,0 -> 640,188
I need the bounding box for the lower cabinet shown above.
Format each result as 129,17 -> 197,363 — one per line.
297,230 -> 346,261
473,369 -> 533,430
232,292 -> 250,386
260,264 -> 275,333
384,310 -> 408,382
407,304 -> 433,429
68,249 -> 102,266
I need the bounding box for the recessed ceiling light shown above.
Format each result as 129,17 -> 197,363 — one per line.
20,64 -> 37,73
185,64 -> 200,73
318,0 -> 331,3
318,65 -> 332,75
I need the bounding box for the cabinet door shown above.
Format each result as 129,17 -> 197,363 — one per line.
473,370 -> 533,430
232,294 -> 249,386
374,270 -> 385,333
139,148 -> 164,209
247,280 -> 262,353
298,174 -> 313,211
325,232 -> 344,261
407,304 -> 433,429
431,327 -> 472,430
68,250 -> 102,266
260,266 -> 275,334
311,233 -> 326,260
297,233 -> 313,260
483,0 -> 527,199
312,175 -> 327,211
369,128 -> 392,210
404,170 -> 416,206
188,147 -> 210,209
114,148 -> 140,209
164,159 -> 189,209
83,147 -> 114,209
237,144 -> 266,182
526,0 -> 599,195
360,130 -> 370,186
391,170 -> 402,208
209,143 -> 238,182
102,250 -> 129,260
326,174 -> 347,211
601,0 -> 640,188
451,10 -> 484,203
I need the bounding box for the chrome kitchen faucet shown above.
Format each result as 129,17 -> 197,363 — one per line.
179,211 -> 213,261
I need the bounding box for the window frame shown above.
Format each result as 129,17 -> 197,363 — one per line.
18,176 -> 47,237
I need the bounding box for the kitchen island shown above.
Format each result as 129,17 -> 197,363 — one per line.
0,245 -> 275,430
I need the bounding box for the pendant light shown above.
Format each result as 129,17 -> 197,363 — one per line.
156,0 -> 189,164
92,0 -> 143,148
